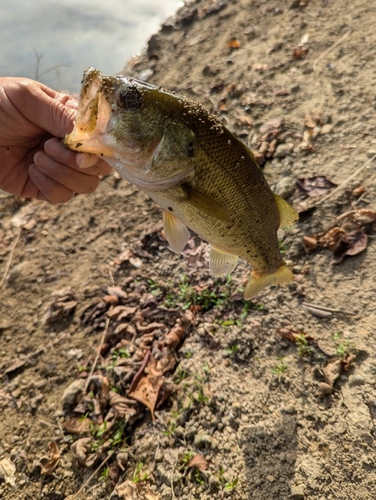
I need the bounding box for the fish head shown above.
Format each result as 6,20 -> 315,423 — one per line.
64,68 -> 197,190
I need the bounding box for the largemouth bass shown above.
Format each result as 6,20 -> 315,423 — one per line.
64,68 -> 298,299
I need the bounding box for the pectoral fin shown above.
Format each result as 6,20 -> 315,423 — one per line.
274,194 -> 299,228
162,210 -> 190,254
244,264 -> 294,299
209,246 -> 238,277
182,184 -> 233,223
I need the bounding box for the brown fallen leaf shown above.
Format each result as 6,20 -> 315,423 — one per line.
40,442 -> 60,475
188,453 -> 209,471
71,437 -> 92,465
296,176 -> 338,197
64,417 -> 93,435
116,480 -> 161,500
128,353 -> 164,420
331,228 -> 368,264
43,287 -> 78,324
323,359 -> 343,387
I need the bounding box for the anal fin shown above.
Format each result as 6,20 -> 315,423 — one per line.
162,210 -> 190,253
244,264 -> 294,299
209,246 -> 238,277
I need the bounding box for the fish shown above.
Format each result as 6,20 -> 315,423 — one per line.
64,68 -> 298,299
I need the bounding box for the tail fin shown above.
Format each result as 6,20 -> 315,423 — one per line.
244,264 -> 294,300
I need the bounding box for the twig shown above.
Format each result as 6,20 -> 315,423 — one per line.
313,29 -> 352,73
302,302 -> 356,316
70,450 -> 115,500
0,228 -> 21,288
37,418 -> 59,429
316,153 -> 376,205
84,317 -> 110,393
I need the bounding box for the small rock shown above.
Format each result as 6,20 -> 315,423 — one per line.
290,484 -> 305,499
320,123 -> 333,134
274,176 -> 295,198
62,379 -> 85,406
194,432 -> 214,449
348,375 -> 365,387
366,150 -> 376,158
274,143 -> 293,158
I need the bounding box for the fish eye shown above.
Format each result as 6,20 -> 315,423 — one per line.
118,86 -> 143,111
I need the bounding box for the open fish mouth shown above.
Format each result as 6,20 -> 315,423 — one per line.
64,68 -> 115,158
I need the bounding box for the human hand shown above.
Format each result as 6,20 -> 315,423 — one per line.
0,77 -> 112,204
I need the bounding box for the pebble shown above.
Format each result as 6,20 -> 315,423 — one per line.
348,375 -> 365,387
320,123 -> 333,134
194,432 -> 215,449
274,176 -> 295,198
61,379 -> 85,406
290,484 -> 305,499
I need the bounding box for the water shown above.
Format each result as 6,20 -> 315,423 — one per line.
0,0 -> 181,93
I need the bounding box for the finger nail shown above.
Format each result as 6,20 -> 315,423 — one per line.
77,153 -> 98,169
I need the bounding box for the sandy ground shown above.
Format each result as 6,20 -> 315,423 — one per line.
1,0 -> 376,499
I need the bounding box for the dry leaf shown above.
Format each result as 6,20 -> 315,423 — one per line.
331,228 -> 368,264
188,453 -> 209,471
116,480 -> 161,500
323,359 -> 343,387
40,442 -> 60,475
64,417 -> 93,435
128,353 -> 164,420
296,176 -> 338,197
0,458 -> 16,486
71,437 -> 92,465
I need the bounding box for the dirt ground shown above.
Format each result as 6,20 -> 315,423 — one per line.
1,0 -> 376,499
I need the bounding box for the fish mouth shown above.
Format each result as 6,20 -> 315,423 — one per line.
64,68 -> 115,158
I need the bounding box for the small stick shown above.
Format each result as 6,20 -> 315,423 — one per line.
70,450 -> 114,500
313,29 -> 352,73
316,153 -> 376,205
302,302 -> 356,316
0,228 -> 21,288
84,317 -> 110,393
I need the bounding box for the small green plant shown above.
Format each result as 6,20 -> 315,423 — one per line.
224,477 -> 239,491
174,367 -> 189,384
108,422 -> 125,448
180,450 -> 195,470
336,340 -> 354,358
226,344 -> 240,355
192,385 -> 209,405
99,466 -> 110,482
271,357 -> 288,380
195,469 -> 205,486
332,331 -> 354,358
132,462 -> 148,483
203,361 -> 210,376
295,333 -> 313,357
278,240 -> 287,254
185,351 -> 193,359
147,279 -> 161,296
162,420 -> 177,437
